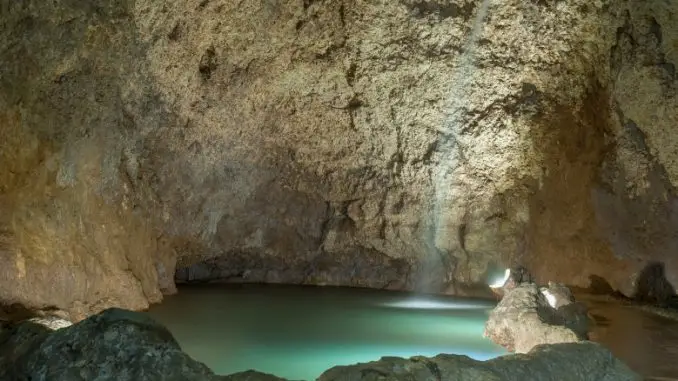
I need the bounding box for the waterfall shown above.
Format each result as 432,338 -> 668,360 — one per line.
415,0 -> 493,293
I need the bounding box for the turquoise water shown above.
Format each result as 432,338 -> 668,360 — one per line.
146,284 -> 506,380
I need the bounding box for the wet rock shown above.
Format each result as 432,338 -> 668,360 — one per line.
540,281 -> 576,308
318,342 -> 640,381
0,308 -> 221,381
220,370 -> 289,381
490,265 -> 534,298
484,283 -> 589,353
27,315 -> 73,331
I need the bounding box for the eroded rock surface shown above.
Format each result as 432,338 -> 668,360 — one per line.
484,283 -> 590,353
1,0 -> 677,315
0,308 -> 221,381
318,342 -> 640,381
221,370 -> 289,381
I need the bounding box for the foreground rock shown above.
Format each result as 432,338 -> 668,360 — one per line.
484,283 -> 590,353
0,308 -> 220,381
489,265 -> 534,298
319,342 -> 640,381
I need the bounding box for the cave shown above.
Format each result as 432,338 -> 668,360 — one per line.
1,0 -> 678,380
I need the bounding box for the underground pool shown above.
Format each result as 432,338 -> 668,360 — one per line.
145,284 -> 506,380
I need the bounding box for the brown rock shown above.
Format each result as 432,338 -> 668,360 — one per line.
484,283 -> 589,353
0,308 -> 221,381
0,0 -> 677,315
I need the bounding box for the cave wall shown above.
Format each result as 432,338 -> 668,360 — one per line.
0,0 -> 677,318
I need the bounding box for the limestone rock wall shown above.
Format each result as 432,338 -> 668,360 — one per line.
0,0 -> 676,317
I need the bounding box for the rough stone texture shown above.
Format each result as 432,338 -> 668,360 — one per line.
484,283 -> 589,353
0,308 -> 222,381
221,370 -> 289,381
318,342 -> 641,381
0,0 -> 677,315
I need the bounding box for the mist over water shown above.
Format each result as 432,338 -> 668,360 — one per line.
416,0 -> 494,293
146,284 -> 505,380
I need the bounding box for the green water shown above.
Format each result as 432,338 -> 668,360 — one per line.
146,284 -> 506,380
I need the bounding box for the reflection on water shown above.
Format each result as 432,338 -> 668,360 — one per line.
585,296 -> 678,379
146,284 -> 505,380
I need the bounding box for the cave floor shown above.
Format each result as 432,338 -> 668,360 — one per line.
580,294 -> 678,379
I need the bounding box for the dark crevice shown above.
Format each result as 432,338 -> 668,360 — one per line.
345,62 -> 357,86
318,201 -> 333,249
303,0 -> 317,11
339,2 -> 346,27
295,20 -> 304,31
167,22 -> 182,41
403,1 -> 476,21
419,140 -> 437,165
412,358 -> 443,381
649,16 -> 662,44
347,109 -> 357,131
457,223 -> 467,251
198,47 -> 217,80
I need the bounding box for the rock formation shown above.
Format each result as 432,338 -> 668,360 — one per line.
489,265 -> 533,298
0,308 -> 221,381
0,308 -> 640,381
484,283 -> 590,353
1,0 -> 677,316
318,342 -> 641,381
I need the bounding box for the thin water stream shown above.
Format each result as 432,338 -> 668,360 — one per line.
146,284 -> 505,380
419,0 -> 494,293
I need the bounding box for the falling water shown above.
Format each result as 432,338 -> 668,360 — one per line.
415,0 -> 493,293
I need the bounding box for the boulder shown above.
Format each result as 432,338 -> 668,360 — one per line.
0,308 -> 221,381
318,342 -> 640,381
490,265 -> 534,298
484,283 -> 589,353
220,370 -> 289,381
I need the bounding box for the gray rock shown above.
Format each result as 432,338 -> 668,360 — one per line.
219,370 -> 289,381
318,342 -> 640,381
484,283 -> 589,353
0,308 -> 221,381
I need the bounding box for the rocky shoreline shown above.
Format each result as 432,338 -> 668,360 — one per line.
0,280 -> 642,381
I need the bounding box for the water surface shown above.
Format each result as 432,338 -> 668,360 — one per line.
146,284 -> 506,380
585,296 -> 678,380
